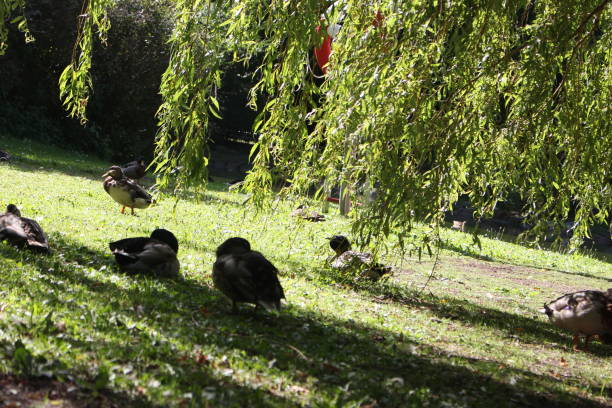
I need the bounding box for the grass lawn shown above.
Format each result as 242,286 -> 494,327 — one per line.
0,135 -> 610,407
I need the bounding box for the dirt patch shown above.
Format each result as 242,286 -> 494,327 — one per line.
449,259 -> 577,293
0,374 -> 113,408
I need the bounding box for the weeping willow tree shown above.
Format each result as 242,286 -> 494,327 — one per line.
1,0 -> 610,250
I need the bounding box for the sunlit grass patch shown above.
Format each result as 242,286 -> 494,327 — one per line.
0,135 -> 610,407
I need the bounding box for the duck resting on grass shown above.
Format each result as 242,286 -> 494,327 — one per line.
291,204 -> 325,222
328,235 -> 391,281
213,237 -> 285,312
102,166 -> 152,215
109,229 -> 180,278
0,150 -> 10,162
0,204 -> 50,253
540,289 -> 612,351
121,157 -> 146,182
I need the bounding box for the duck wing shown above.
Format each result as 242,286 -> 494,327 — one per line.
213,254 -> 259,303
19,217 -> 50,253
109,236 -> 150,254
125,180 -> 152,202
242,251 -> 285,307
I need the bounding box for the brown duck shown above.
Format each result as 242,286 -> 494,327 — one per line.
540,289 -> 612,351
0,204 -> 50,253
102,166 -> 152,215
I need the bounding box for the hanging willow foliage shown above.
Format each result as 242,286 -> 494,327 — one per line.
57,0 -> 113,124
0,0 -> 32,54
1,0 -> 610,250
222,0 -> 611,250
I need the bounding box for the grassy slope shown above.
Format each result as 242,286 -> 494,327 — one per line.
0,135 -> 610,407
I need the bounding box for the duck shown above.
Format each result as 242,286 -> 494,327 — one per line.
102,166 -> 152,215
0,204 -> 50,253
328,235 -> 391,280
109,229 -> 180,277
0,150 -> 10,162
121,157 -> 146,181
291,204 -> 326,222
212,237 -> 285,312
540,289 -> 612,351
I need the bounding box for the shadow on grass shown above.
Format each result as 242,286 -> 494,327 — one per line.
291,260 -> 612,356
0,371 -> 154,407
441,240 -> 611,281
3,153 -> 109,182
1,236 -> 609,407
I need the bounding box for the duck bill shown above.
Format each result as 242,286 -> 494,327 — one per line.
102,171 -> 110,178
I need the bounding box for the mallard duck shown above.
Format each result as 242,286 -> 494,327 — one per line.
540,289 -> 612,351
109,229 -> 179,277
102,166 -> 152,215
0,150 -> 10,162
291,204 -> 326,222
0,204 -> 50,253
121,157 -> 146,181
451,220 -> 467,232
212,237 -> 285,312
328,235 -> 391,280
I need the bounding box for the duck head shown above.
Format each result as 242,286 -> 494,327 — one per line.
151,229 -> 179,254
6,204 -> 21,216
329,235 -> 351,255
216,237 -> 251,257
102,166 -> 124,180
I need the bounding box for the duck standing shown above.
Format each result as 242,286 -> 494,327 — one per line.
109,229 -> 180,278
212,237 -> 285,312
0,204 -> 50,253
102,166 -> 152,215
328,235 -> 391,280
540,289 -> 612,351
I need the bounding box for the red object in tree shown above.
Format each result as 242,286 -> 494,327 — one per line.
314,25 -> 332,74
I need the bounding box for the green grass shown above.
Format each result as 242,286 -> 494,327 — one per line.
0,135 -> 610,407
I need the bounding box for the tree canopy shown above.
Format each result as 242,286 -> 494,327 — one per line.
1,0 -> 610,250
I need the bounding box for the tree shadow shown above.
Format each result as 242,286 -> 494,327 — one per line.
282,258 -> 612,355
0,371 -> 155,407
1,237 -> 609,407
2,152 -> 108,182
